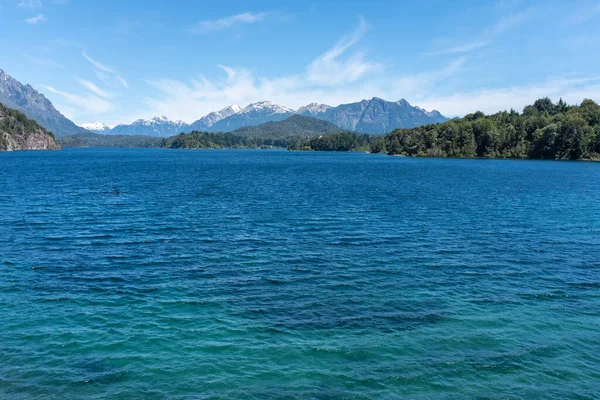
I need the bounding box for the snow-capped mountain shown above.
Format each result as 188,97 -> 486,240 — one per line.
294,103 -> 333,117
189,105 -> 241,131
0,68 -> 87,136
207,101 -> 295,132
109,116 -> 189,137
80,122 -> 111,133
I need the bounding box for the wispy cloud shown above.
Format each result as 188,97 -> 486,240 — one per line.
24,13 -> 46,24
306,16 -> 381,86
82,52 -> 129,88
188,12 -> 268,34
565,1 -> 600,25
82,52 -> 114,73
24,54 -> 63,69
423,41 -> 490,57
424,7 -> 533,56
41,84 -> 114,114
19,0 -> 42,8
489,8 -> 533,36
75,77 -> 113,99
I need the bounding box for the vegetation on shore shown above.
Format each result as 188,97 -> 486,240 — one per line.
59,132 -> 163,148
378,98 -> 600,160
0,102 -> 60,151
287,131 -> 378,152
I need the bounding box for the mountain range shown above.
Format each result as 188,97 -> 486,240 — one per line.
295,98 -> 448,134
89,98 -> 448,137
110,116 -> 188,137
0,68 -> 448,137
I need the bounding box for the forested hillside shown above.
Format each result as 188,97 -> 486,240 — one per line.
381,98 -> 600,160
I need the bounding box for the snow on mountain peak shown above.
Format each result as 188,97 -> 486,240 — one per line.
229,104 -> 242,113
295,103 -> 332,115
81,122 -> 111,131
241,101 -> 294,114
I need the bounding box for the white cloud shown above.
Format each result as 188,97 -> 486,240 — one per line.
19,0 -> 42,8
24,13 -> 45,24
189,12 -> 268,34
82,52 -> 128,88
75,77 -> 113,99
306,16 -> 381,86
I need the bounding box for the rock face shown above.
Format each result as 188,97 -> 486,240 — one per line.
296,97 -> 448,134
0,68 -> 86,137
0,102 -> 60,151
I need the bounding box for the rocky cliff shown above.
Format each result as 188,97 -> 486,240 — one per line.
0,102 -> 60,151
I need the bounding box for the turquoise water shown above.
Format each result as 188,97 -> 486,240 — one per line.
1,149 -> 599,399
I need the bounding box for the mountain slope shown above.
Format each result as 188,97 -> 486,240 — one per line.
110,116 -> 189,137
296,98 -> 448,134
189,105 -> 241,131
233,115 -> 342,138
0,102 -> 60,151
0,69 -> 86,137
294,103 -> 333,118
208,101 -> 294,132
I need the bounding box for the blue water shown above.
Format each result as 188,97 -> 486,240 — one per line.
1,149 -> 599,399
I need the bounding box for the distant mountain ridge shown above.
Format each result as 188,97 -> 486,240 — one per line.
92,98 -> 447,137
295,97 -> 448,134
110,116 -> 188,137
0,69 -> 87,137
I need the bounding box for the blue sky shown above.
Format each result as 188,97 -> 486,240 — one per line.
1,0 -> 599,126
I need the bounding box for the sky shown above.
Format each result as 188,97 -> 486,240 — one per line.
0,0 -> 599,126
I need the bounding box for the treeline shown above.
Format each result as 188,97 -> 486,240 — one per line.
287,131 -> 379,152
59,132 -> 163,148
0,102 -> 56,140
161,131 -> 295,149
380,98 -> 600,160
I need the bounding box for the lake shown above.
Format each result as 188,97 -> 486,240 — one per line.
1,148 -> 599,399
